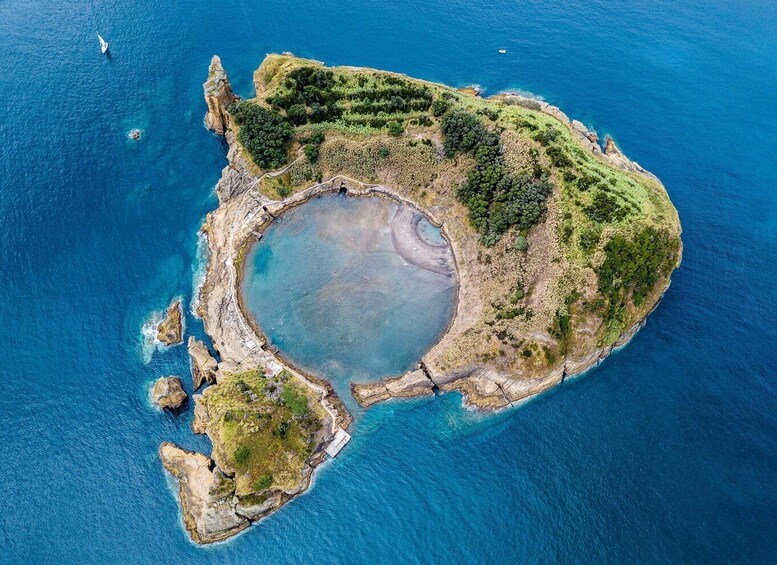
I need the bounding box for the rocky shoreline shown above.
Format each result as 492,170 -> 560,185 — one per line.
158,57 -> 352,545
158,54 -> 680,544
198,54 -> 679,412
351,304 -> 655,410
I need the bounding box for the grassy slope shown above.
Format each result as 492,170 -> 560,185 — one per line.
234,53 -> 681,379
200,369 -> 326,497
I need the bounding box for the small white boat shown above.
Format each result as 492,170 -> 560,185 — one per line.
498,49 -> 507,54
98,34 -> 109,54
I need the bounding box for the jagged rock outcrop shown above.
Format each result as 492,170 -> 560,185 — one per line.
159,442 -> 248,544
156,300 -> 183,345
191,393 -> 209,434
152,376 -> 187,410
204,56 -> 235,135
188,336 -> 219,390
352,368 -> 435,408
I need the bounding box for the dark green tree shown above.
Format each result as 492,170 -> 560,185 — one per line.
229,102 -> 293,169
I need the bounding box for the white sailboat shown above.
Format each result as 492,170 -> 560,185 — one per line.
498,49 -> 507,54
97,34 -> 109,54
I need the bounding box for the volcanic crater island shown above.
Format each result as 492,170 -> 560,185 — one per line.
159,53 -> 682,543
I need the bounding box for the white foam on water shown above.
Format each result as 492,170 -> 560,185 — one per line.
140,309 -> 165,364
140,298 -> 186,364
190,229 -> 210,317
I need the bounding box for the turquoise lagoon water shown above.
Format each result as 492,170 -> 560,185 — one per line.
242,194 -> 456,407
1,0 -> 776,562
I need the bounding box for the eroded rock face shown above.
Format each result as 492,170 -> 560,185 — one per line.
204,55 -> 235,136
351,369 -> 435,408
152,376 -> 187,410
188,336 -> 219,390
159,442 -> 248,544
191,393 -> 209,434
157,300 -> 183,345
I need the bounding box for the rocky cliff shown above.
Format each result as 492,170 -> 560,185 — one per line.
188,336 -> 219,390
159,443 -> 248,544
156,300 -> 183,346
152,376 -> 187,410
203,55 -> 235,135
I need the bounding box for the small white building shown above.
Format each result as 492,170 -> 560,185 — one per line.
325,427 -> 351,458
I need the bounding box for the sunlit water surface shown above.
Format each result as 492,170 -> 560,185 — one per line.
1,0 -> 776,562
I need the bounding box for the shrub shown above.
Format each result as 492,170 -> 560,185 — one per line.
510,287 -> 524,303
577,173 -> 598,191
578,229 -> 599,251
441,109 -> 489,157
431,99 -> 450,117
286,104 -> 308,125
479,107 -> 499,121
443,110 -> 553,245
597,227 -> 679,312
545,145 -> 572,168
534,126 -> 560,146
273,421 -> 290,439
304,143 -> 320,164
229,102 -> 293,169
254,474 -> 273,491
549,307 -> 570,340
234,445 -> 251,466
387,121 -> 405,136
514,235 -> 528,252
280,386 -> 309,418
584,191 -> 627,223
301,131 -> 325,145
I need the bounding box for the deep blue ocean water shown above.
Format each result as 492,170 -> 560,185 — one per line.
242,194 -> 456,408
1,0 -> 776,562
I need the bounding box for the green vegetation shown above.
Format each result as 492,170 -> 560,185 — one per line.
513,235 -> 528,252
234,445 -> 251,466
441,109 -> 553,246
265,65 -> 433,131
584,191 -> 627,223
231,54 -> 682,379
387,121 -> 405,136
431,98 -> 450,117
254,474 -> 274,491
301,130 -> 325,165
597,226 -> 680,313
229,101 -> 293,169
280,385 -> 309,418
200,369 -> 324,496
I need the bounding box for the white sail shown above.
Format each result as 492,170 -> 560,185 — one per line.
97,34 -> 109,54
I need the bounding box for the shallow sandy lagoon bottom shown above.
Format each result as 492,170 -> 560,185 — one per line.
241,193 -> 457,403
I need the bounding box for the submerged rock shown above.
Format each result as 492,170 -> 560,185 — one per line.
157,300 -> 183,345
152,376 -> 187,410
188,336 -> 218,390
159,442 -> 248,544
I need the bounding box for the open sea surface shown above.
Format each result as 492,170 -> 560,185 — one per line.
1,0 -> 776,562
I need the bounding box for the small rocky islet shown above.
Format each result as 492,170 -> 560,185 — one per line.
156,299 -> 183,346
156,53 -> 681,544
151,376 -> 187,410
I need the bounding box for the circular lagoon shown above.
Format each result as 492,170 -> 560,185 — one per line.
241,193 -> 457,399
